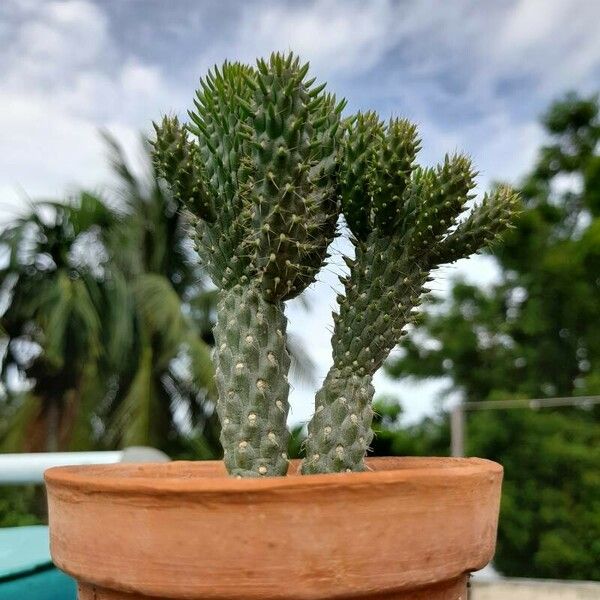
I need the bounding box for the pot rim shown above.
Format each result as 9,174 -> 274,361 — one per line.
44,455 -> 501,495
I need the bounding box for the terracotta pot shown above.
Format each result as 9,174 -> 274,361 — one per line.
45,457 -> 502,600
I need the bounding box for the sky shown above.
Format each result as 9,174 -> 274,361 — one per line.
1,0 -> 599,425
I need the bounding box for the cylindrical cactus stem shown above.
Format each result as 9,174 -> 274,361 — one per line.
302,368 -> 374,474
301,237 -> 424,474
213,283 -> 290,477
153,53 -> 343,477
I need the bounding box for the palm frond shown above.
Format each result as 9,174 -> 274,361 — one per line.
287,333 -> 316,387
0,394 -> 41,452
185,333 -> 216,394
102,268 -> 135,369
133,273 -> 187,365
100,130 -> 141,196
42,272 -> 74,368
109,345 -> 155,447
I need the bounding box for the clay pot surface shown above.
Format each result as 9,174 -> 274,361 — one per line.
46,457 -> 502,600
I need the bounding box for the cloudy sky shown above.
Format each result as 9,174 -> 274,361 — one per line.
1,0 -> 599,424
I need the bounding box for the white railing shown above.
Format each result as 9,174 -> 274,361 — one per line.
0,447 -> 169,485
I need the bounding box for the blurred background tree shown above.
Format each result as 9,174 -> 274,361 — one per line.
386,93 -> 600,579
97,136 -> 218,458
0,193 -> 117,452
0,138 -> 218,459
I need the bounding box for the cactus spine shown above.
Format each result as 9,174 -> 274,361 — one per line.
302,114 -> 519,474
152,54 -> 344,476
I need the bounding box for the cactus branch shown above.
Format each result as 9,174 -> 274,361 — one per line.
152,53 -> 342,477
302,119 -> 519,474
214,283 -> 290,477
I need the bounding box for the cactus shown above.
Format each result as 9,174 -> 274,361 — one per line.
302,113 -> 519,474
152,53 -> 344,476
152,52 -> 518,478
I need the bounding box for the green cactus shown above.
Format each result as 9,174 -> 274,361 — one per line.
302,114 -> 519,474
152,52 -> 517,477
152,53 -> 344,477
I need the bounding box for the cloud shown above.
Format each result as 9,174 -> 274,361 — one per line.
2,1 -> 112,95
0,91 -> 103,196
496,0 -> 600,93
0,0 -> 187,219
233,0 -> 398,76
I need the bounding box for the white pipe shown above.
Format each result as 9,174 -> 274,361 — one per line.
0,447 -> 169,485
0,451 -> 123,484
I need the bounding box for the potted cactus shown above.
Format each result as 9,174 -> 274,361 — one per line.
45,53 -> 517,600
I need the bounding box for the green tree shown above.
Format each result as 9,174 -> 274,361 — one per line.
0,486 -> 41,527
0,193 -> 116,451
386,93 -> 600,579
0,138 -> 218,457
98,136 -> 218,456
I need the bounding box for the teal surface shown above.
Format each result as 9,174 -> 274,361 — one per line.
0,525 -> 53,578
1,566 -> 76,600
0,526 -> 76,599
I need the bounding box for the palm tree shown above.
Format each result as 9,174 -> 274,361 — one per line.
0,193 -> 116,451
99,135 -> 219,456
0,136 -> 219,455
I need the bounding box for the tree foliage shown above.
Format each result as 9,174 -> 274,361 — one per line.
0,138 -> 218,457
99,137 -> 218,454
0,194 -> 116,451
386,93 -> 600,579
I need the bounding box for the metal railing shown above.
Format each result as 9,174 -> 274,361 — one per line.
0,447 -> 169,485
451,395 -> 600,457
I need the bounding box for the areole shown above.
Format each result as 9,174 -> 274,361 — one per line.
45,457 -> 503,600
